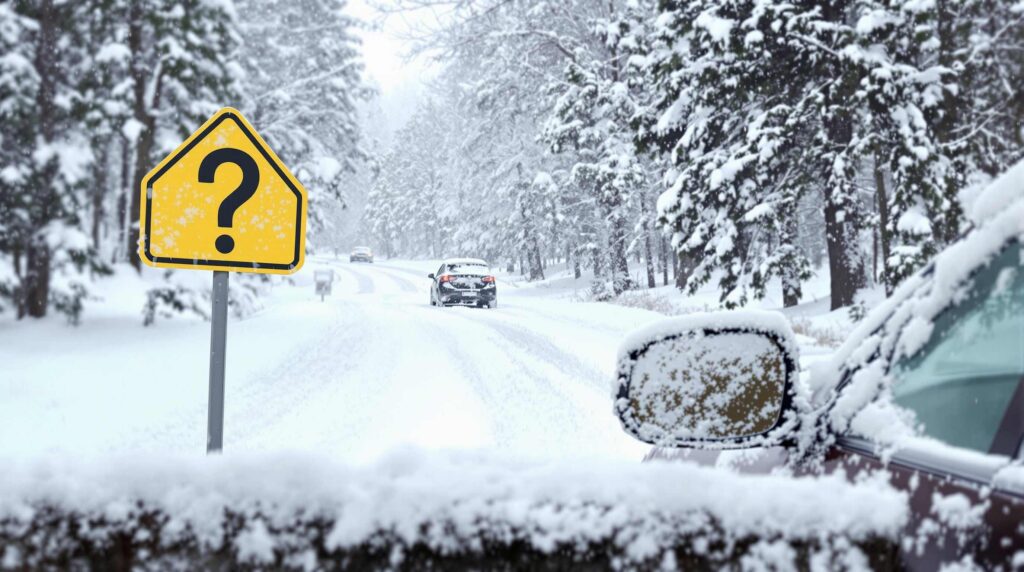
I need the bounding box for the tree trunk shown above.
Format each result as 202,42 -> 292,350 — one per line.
91,140 -> 109,251
819,5 -> 864,311
603,191 -> 632,295
823,197 -> 862,310
672,245 -> 681,287
781,216 -> 802,308
115,137 -> 131,263
932,0 -> 964,244
608,222 -> 631,294
873,142 -> 893,295
675,249 -> 697,291
20,0 -> 60,318
659,235 -> 668,286
528,239 -> 544,281
22,242 -> 51,318
641,195 -> 656,288
127,1 -> 162,270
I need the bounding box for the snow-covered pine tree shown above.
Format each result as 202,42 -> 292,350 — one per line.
365,160 -> 402,259
122,0 -> 243,269
77,0 -> 133,255
854,0 -> 960,288
0,0 -> 97,320
853,0 -> 1024,288
513,172 -> 559,281
543,48 -> 644,295
0,2 -> 37,315
235,0 -> 370,234
640,0 -> 819,308
372,0 -> 623,279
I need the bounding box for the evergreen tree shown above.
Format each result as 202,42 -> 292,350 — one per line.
122,0 -> 244,269
236,0 -> 370,232
0,0 -> 96,320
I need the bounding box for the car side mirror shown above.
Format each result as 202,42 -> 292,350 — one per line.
428,273 -> 435,279
614,311 -> 801,449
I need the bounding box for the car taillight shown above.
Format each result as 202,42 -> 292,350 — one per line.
482,276 -> 495,283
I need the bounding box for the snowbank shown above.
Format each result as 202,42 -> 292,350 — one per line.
0,450 -> 906,570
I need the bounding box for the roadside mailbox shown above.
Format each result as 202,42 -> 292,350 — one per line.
314,270 -> 334,301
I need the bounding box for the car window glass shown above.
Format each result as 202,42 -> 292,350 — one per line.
891,243 -> 1024,454
449,264 -> 487,274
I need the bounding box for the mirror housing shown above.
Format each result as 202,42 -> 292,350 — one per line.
428,273 -> 435,279
614,311 -> 801,449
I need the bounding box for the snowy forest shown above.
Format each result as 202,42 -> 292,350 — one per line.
2,0 -> 1023,322
0,0 -> 368,322
365,0 -> 1024,310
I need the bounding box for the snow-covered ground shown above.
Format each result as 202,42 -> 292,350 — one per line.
0,257 -> 859,462
1,258 -> 668,461
0,257 -> 915,568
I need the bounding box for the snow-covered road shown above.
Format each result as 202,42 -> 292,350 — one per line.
1,259 -> 655,462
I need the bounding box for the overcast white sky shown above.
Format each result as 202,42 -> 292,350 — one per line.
344,0 -> 438,144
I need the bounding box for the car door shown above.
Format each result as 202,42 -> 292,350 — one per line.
825,436 -> 1022,569
824,240 -> 1024,569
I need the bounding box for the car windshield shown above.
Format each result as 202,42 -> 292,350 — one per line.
891,242 -> 1024,455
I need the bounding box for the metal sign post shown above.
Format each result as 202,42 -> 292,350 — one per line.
207,271 -> 230,453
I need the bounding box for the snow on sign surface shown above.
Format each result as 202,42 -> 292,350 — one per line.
0,450 -> 908,568
139,107 -> 308,275
615,311 -> 802,447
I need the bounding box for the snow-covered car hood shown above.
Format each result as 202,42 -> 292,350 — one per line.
810,159 -> 1024,446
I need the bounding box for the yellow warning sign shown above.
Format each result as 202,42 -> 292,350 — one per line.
138,107 -> 307,274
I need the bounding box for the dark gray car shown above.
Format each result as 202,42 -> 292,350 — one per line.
429,258 -> 497,308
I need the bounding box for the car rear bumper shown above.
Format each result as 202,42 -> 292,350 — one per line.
350,255 -> 373,262
440,289 -> 496,306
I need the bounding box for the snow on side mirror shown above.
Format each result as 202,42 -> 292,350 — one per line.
614,311 -> 800,449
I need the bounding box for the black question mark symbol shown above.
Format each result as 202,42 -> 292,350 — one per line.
198,148 -> 260,255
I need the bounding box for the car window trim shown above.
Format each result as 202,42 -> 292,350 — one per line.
837,435 -> 1019,496
990,375 -> 1024,457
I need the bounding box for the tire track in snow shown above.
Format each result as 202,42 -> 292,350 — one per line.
412,305 -> 626,455
439,308 -> 611,392
361,265 -> 420,293
374,263 -> 429,279
334,265 -> 374,294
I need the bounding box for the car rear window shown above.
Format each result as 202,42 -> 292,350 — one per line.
448,264 -> 488,274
